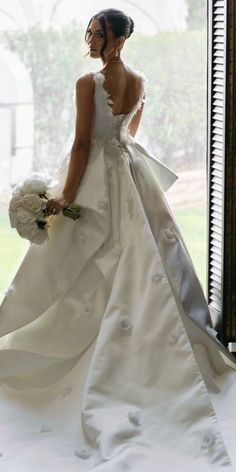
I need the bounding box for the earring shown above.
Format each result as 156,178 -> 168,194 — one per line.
115,48 -> 119,57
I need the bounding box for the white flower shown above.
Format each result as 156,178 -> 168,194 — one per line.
20,173 -> 48,195
168,332 -> 179,345
165,228 -> 175,239
21,194 -> 46,213
128,411 -> 141,426
97,198 -> 108,211
16,221 -> 39,239
61,384 -> 73,398
4,284 -> 15,297
9,194 -> 22,212
160,227 -> 178,245
8,174 -> 51,244
119,316 -> 132,336
152,272 -> 163,283
16,207 -> 35,224
9,210 -> 18,228
12,183 -> 23,198
74,448 -> 91,459
201,432 -> 216,453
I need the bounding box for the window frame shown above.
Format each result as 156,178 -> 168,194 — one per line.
207,0 -> 236,348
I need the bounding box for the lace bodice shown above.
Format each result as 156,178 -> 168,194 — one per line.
92,71 -> 148,145
72,69 -> 148,147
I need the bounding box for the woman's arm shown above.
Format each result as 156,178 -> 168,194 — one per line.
46,73 -> 95,215
62,74 -> 95,203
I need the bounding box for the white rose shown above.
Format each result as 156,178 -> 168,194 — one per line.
16,207 -> 36,224
21,180 -> 46,196
12,183 -> 24,198
20,173 -> 50,196
9,195 -> 23,212
16,221 -> 39,240
9,210 -> 18,228
21,194 -> 46,213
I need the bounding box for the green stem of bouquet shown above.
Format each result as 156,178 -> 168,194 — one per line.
41,194 -> 81,221
63,204 -> 81,220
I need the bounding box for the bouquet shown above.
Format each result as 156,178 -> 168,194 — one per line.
8,173 -> 81,245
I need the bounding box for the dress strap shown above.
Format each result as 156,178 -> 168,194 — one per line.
91,71 -> 106,88
129,71 -> 148,118
139,71 -> 148,106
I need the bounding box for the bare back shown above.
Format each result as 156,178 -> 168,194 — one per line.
98,63 -> 144,116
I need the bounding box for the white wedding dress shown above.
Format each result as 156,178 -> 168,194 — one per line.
1,69 -> 236,471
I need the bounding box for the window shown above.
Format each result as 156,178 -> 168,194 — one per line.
207,0 -> 236,348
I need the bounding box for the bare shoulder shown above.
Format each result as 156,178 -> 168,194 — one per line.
125,64 -> 143,79
124,65 -> 146,91
76,72 -> 95,92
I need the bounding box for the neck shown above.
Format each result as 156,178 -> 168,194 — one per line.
103,56 -> 122,66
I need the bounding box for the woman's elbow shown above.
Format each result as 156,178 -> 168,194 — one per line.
72,138 -> 91,151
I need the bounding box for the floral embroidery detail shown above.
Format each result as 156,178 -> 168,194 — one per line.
66,298 -> 93,325
74,448 -> 91,459
128,411 -> 141,426
165,228 -> 176,240
94,70 -> 148,116
139,71 -> 148,102
92,70 -> 148,145
119,316 -> 132,336
107,137 -> 128,156
62,384 -> 73,398
201,432 -> 216,453
71,303 -> 92,320
97,198 -> 108,211
39,424 -> 52,433
160,227 -> 178,245
4,284 -> 15,297
168,332 -> 179,345
93,72 -> 115,120
152,272 -> 164,283
91,136 -> 132,161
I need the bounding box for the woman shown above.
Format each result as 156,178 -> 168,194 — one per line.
1,8 -> 236,471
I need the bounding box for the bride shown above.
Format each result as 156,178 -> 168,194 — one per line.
1,7 -> 236,471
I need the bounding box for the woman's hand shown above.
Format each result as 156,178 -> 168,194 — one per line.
46,195 -> 72,216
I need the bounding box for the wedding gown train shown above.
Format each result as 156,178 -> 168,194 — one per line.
1,69 -> 236,471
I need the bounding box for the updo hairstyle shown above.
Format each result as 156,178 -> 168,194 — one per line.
85,9 -> 134,63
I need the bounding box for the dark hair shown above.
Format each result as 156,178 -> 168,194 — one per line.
85,9 -> 134,63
